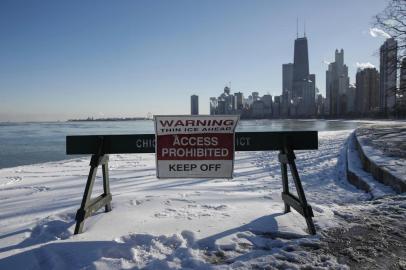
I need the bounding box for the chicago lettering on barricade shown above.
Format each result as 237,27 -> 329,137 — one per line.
154,115 -> 239,178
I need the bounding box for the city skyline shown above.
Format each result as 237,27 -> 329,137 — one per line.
209,29 -> 404,119
0,0 -> 390,121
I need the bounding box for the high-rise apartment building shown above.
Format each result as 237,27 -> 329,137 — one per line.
305,74 -> 316,116
262,94 -> 273,117
398,57 -> 406,112
401,58 -> 406,94
356,68 -> 380,115
252,92 -> 259,101
283,63 -> 294,93
346,84 -> 356,114
273,96 -> 281,118
191,95 -> 199,115
234,92 -> 244,111
209,97 -> 217,115
380,38 -> 397,114
282,63 -> 293,116
326,49 -> 349,116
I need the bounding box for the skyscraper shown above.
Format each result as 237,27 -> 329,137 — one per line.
191,95 -> 199,115
326,49 -> 349,116
401,58 -> 406,95
356,68 -> 380,115
346,84 -> 356,114
273,96 -> 281,118
283,63 -> 294,94
262,94 -> 273,117
305,74 -> 316,116
291,34 -> 316,117
398,57 -> 406,113
209,97 -> 217,115
380,38 -> 397,115
292,37 -> 310,100
234,92 -> 244,111
401,58 -> 406,93
252,92 -> 259,101
282,63 -> 293,116
210,86 -> 237,115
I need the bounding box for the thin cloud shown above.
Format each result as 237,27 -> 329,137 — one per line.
356,62 -> 375,69
369,27 -> 391,38
323,60 -> 330,65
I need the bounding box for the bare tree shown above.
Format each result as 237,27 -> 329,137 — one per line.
375,0 -> 406,62
375,0 -> 406,117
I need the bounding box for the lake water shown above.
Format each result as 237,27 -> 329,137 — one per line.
0,119 -> 373,169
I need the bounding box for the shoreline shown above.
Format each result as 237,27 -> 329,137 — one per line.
1,120 -> 405,170
1,118 -> 405,124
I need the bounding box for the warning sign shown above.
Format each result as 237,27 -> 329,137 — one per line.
154,115 -> 239,178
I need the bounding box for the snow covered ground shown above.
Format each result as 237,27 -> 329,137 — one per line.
0,130 -> 400,269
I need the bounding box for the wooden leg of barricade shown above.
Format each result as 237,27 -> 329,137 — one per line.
278,146 -> 316,235
280,149 -> 291,214
74,154 -> 112,234
102,162 -> 112,212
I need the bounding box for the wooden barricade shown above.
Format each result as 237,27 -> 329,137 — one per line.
66,131 -> 317,235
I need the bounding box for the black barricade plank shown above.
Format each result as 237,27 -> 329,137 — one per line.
66,134 -> 155,154
235,131 -> 318,151
66,131 -> 318,155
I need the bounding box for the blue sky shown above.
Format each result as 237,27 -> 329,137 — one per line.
0,0 -> 390,121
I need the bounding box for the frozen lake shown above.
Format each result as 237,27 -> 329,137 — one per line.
0,119 -> 377,169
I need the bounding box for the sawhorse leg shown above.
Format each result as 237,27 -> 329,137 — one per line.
280,154 -> 291,214
279,146 -> 316,235
74,154 -> 112,234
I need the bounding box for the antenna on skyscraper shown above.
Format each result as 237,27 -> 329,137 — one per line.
296,17 -> 299,38
304,20 -> 306,37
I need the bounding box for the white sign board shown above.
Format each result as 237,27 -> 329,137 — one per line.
154,115 -> 239,178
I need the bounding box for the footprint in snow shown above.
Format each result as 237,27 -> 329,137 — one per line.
170,198 -> 196,204
129,199 -> 143,206
0,185 -> 50,193
311,205 -> 325,213
1,176 -> 22,186
32,186 -> 51,192
201,204 -> 228,211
